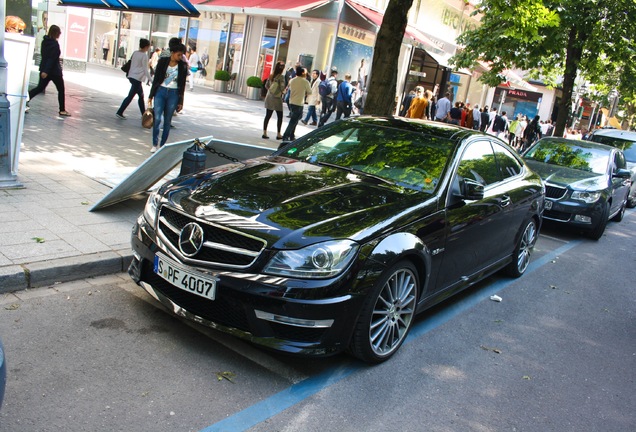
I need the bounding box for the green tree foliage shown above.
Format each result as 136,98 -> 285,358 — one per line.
451,0 -> 636,135
364,0 -> 414,116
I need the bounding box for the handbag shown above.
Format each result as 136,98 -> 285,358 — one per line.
121,59 -> 131,74
142,108 -> 154,129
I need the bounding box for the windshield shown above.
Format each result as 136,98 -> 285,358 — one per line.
277,122 -> 456,193
589,135 -> 636,163
525,141 -> 609,175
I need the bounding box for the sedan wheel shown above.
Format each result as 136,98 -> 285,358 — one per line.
505,219 -> 537,278
589,202 -> 610,240
612,198 -> 627,222
350,261 -> 419,363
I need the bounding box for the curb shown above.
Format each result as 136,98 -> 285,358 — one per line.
0,249 -> 134,294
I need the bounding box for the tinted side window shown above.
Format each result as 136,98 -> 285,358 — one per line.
457,141 -> 500,186
493,143 -> 522,179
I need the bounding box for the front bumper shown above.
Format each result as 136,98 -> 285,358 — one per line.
543,197 -> 606,230
129,216 -> 366,357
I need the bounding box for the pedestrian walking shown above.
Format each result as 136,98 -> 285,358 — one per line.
318,68 -> 339,127
522,115 -> 542,151
281,66 -> 312,141
262,61 -> 285,140
472,104 -> 481,130
335,73 -> 355,120
28,25 -> 71,117
148,43 -> 187,153
399,90 -> 416,117
116,38 -> 151,120
434,92 -> 451,122
406,86 -> 428,119
301,69 -> 321,126
148,48 -> 161,85
480,106 -> 490,132
187,46 -> 200,91
449,102 -> 462,125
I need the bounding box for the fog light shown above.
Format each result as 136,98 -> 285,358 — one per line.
255,310 -> 334,328
574,215 -> 592,223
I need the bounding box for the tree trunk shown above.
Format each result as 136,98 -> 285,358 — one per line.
363,0 -> 414,116
554,27 -> 586,137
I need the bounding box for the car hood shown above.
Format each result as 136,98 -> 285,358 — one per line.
162,157 -> 433,248
524,160 -> 608,191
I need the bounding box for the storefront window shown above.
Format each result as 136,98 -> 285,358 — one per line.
258,19 -> 281,81
184,13 -> 233,87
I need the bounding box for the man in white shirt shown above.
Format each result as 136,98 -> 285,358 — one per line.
472,104 -> 481,130
281,67 -> 312,142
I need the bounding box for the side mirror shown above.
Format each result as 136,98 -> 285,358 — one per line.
460,178 -> 484,200
614,168 -> 632,179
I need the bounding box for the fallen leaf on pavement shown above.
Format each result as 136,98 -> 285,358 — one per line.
4,303 -> 20,310
216,371 -> 236,383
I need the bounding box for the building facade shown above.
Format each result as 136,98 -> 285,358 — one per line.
8,0 -> 554,121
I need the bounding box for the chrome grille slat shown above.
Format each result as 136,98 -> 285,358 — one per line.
545,184 -> 567,199
157,205 -> 267,268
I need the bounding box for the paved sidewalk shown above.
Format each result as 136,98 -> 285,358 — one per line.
0,63 -> 317,293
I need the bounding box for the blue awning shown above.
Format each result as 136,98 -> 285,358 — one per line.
58,0 -> 200,17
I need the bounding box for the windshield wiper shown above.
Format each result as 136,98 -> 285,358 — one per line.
315,161 -> 395,185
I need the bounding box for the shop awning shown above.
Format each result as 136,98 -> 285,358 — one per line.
191,0 -> 336,19
499,69 -> 538,92
345,0 -> 452,65
58,0 -> 201,17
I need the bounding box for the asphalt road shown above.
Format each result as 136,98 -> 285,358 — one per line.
0,214 -> 634,432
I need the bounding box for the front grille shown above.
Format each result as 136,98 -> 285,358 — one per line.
545,184 -> 567,199
157,206 -> 267,268
145,270 -> 250,331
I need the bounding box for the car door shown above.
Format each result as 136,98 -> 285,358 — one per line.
436,139 -> 514,291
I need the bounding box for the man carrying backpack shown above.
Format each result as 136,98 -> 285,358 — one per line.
318,67 -> 339,127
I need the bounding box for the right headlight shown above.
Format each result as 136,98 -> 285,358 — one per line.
263,240 -> 359,278
143,192 -> 160,227
571,191 -> 601,204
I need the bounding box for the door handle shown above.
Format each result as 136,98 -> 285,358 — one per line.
501,195 -> 511,207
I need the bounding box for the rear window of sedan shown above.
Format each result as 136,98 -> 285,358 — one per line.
281,123 -> 455,193
589,135 -> 636,163
525,141 -> 610,175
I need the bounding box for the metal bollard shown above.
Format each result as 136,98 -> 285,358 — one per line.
179,139 -> 207,176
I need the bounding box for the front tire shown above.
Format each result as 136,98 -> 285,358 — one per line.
350,261 -> 419,364
589,202 -> 610,240
505,219 -> 538,278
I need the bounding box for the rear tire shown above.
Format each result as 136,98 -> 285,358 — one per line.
589,202 -> 610,240
505,219 -> 538,278
349,261 -> 419,364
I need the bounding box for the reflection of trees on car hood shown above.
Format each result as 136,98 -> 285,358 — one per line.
524,159 -> 607,191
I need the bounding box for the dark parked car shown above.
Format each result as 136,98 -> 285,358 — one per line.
523,137 -> 631,240
588,129 -> 636,208
130,117 -> 544,363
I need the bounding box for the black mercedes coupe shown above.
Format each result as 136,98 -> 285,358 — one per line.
129,117 -> 544,363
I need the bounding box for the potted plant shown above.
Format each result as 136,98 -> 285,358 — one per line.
245,76 -> 264,100
214,70 -> 231,93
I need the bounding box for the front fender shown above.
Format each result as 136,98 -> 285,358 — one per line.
358,232 -> 431,296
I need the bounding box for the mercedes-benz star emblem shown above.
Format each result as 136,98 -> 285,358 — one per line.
178,222 -> 204,257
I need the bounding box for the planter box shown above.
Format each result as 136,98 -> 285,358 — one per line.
246,86 -> 262,100
214,80 -> 228,93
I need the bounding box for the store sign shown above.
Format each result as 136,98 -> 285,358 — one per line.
65,15 -> 89,60
409,70 -> 427,77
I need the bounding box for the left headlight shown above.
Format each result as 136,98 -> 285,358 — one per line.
571,190 -> 601,204
143,192 -> 160,227
263,240 -> 359,278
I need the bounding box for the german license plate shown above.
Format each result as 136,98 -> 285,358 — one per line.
545,200 -> 553,210
154,253 -> 216,300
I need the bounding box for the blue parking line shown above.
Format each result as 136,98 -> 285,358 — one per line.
200,239 -> 581,432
